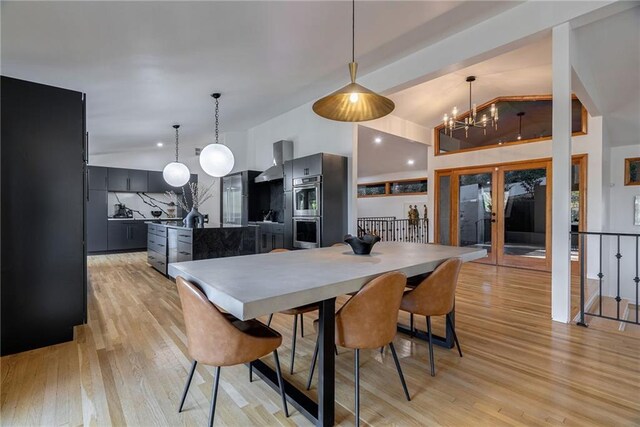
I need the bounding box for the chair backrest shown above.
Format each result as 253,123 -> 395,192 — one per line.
270,248 -> 290,253
335,271 -> 407,349
176,276 -> 255,366
402,258 -> 462,316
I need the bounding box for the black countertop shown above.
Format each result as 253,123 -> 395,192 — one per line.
147,221 -> 256,230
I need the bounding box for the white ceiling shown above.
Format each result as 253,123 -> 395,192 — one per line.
357,126 -> 427,178
0,1 -> 519,155
389,35 -> 553,129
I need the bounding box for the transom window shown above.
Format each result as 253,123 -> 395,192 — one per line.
435,96 -> 587,155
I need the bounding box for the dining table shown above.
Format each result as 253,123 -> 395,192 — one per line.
168,241 -> 486,427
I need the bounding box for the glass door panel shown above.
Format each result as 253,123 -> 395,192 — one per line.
498,163 -> 550,269
457,171 -> 495,263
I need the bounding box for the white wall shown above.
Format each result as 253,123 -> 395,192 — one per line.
604,144 -> 640,300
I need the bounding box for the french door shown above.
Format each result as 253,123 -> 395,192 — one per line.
438,160 -> 553,270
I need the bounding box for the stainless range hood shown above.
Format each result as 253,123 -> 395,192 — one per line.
254,140 -> 293,183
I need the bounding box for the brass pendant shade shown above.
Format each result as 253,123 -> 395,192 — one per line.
312,2 -> 395,122
313,63 -> 394,122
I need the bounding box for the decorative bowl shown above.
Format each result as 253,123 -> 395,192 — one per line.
343,234 -> 381,255
151,210 -> 163,218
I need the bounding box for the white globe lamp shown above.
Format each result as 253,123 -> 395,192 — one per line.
163,124 -> 190,187
163,161 -> 190,187
199,143 -> 234,177
199,93 -> 235,177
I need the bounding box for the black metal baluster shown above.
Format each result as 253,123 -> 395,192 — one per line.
578,233 -> 587,327
599,234 -> 603,316
616,235 -> 622,320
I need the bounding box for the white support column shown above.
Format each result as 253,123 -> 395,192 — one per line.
551,23 -> 573,323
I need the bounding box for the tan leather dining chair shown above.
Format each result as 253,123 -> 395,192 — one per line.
307,271 -> 411,426
400,257 -> 463,376
176,277 -> 288,426
266,248 -> 319,374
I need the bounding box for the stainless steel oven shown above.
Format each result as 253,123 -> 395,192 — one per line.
293,176 -> 321,217
293,217 -> 321,249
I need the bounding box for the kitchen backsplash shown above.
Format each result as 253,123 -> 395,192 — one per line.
108,192 -> 181,219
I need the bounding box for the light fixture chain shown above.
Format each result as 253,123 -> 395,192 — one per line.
215,97 -> 219,144
175,126 -> 179,162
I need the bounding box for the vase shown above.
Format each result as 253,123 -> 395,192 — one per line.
344,234 -> 381,255
183,208 -> 205,228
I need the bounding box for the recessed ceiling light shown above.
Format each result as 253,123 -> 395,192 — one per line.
374,137 -> 382,144
156,142 -> 164,147
407,159 -> 415,165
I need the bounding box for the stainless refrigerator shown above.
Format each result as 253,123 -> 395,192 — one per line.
221,170 -> 261,225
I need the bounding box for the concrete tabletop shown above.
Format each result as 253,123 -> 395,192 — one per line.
168,242 -> 486,320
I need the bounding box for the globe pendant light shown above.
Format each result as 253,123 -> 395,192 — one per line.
199,93 -> 235,177
163,124 -> 190,187
312,0 -> 394,122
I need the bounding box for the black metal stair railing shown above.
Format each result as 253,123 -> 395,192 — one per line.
357,217 -> 430,244
574,231 -> 640,327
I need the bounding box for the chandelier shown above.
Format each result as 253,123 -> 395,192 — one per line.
199,93 -> 235,178
163,124 -> 190,187
443,76 -> 498,137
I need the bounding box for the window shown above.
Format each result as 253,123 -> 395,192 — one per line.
358,178 -> 427,198
435,95 -> 587,155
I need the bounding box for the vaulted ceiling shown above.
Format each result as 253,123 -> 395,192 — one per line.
0,1 -> 519,155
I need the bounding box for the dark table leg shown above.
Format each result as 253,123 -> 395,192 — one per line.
250,297 -> 336,426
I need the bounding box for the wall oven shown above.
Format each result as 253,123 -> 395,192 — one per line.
293,176 -> 321,217
293,217 -> 321,249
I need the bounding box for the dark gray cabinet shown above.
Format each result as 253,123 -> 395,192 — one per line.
1,76 -> 86,355
107,168 -> 148,192
107,168 -> 129,191
88,166 -> 108,190
129,169 -> 148,192
108,221 -> 147,251
292,153 -> 323,178
147,224 -> 168,274
148,170 -> 173,193
256,222 -> 285,253
284,191 -> 293,249
87,190 -> 108,252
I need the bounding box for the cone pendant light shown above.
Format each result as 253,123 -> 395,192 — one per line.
313,0 -> 394,122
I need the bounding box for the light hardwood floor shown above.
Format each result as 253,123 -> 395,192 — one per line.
2,252 -> 639,426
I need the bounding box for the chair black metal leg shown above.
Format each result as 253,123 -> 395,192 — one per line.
334,345 -> 339,356
410,313 -> 415,337
389,343 -> 411,401
446,313 -> 463,358
300,313 -> 305,337
249,361 -> 253,383
426,316 -> 435,377
380,346 -> 384,354
306,337 -> 320,390
273,350 -> 289,417
208,366 -> 221,427
354,349 -> 360,427
290,314 -> 298,374
178,360 -> 197,412
267,313 -> 273,327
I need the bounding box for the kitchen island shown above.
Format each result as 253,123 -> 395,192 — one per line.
147,222 -> 258,275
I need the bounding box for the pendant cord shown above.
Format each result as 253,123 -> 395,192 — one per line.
352,0 -> 355,63
469,80 -> 472,118
215,97 -> 219,144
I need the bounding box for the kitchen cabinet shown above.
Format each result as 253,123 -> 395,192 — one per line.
148,170 -> 174,193
284,191 -> 293,249
108,221 -> 148,251
87,189 -> 108,252
88,166 -> 108,190
107,168 -> 129,191
128,169 -> 148,192
256,222 -> 285,253
1,76 -> 86,355
292,153 -> 322,179
107,168 -> 148,192
147,223 -> 168,275
283,160 -> 293,191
